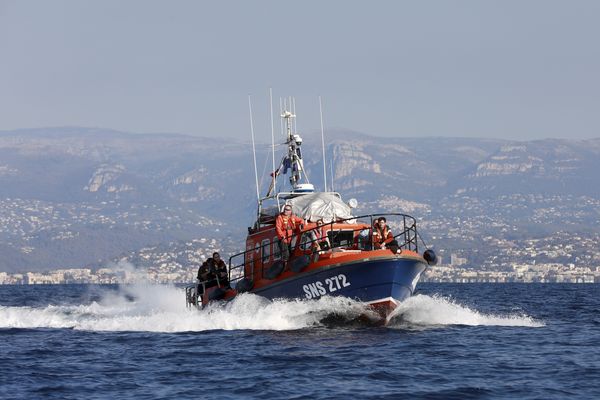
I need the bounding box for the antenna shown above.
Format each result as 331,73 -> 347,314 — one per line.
288,96 -> 293,133
329,158 -> 335,192
269,88 -> 276,191
248,95 -> 260,202
319,96 -> 327,192
292,97 -> 297,134
279,97 -> 284,137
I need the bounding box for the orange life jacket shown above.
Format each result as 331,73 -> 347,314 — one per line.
374,225 -> 393,246
276,214 -> 304,243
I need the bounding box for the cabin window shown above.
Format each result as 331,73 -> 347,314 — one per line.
261,239 -> 270,263
254,242 -> 261,266
246,244 -> 254,269
273,237 -> 281,260
328,229 -> 354,249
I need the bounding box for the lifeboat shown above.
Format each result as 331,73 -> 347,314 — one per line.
185,104 -> 437,323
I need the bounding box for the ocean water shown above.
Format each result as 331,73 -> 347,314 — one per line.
1,283 -> 598,399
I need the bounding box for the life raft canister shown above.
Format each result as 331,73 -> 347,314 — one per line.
236,278 -> 254,293
289,255 -> 310,273
265,260 -> 285,279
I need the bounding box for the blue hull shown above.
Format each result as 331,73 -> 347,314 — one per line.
252,256 -> 428,309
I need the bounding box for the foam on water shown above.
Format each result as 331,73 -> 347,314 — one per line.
0,284 -> 544,332
0,284 -> 373,332
388,294 -> 545,328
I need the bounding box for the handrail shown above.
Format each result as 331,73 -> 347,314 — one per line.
185,273 -> 233,308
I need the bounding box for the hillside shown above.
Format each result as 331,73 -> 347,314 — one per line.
1,127 -> 599,272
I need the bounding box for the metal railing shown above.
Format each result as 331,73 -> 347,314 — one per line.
185,274 -> 229,308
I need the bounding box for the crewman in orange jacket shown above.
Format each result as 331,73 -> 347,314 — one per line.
275,204 -> 304,261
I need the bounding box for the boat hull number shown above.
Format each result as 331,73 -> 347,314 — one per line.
303,274 -> 351,299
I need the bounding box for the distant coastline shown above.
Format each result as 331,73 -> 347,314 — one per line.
1,263 -> 598,285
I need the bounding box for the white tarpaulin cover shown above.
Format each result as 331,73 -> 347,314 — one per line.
288,192 -> 353,223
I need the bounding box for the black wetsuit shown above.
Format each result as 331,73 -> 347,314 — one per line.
198,258 -> 229,290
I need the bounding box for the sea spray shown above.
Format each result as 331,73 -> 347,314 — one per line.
387,294 -> 545,328
0,284 -> 544,332
0,284 -> 369,332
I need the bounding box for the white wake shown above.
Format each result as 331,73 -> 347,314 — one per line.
0,284 -> 544,332
387,294 -> 545,328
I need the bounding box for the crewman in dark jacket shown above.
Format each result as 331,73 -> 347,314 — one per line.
197,259 -> 215,294
195,252 -> 229,300
197,261 -> 211,282
211,252 -> 229,288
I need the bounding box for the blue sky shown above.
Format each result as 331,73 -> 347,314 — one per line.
1,0 -> 599,140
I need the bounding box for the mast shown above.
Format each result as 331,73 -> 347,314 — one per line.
269,88 -> 276,193
254,97 -> 313,229
248,96 -> 260,202
282,108 -> 302,188
319,96 -> 327,192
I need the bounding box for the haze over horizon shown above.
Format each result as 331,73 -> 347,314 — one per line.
1,0 -> 599,140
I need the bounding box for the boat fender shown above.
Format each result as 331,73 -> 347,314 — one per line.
423,249 -> 437,266
208,287 -> 227,301
236,278 -> 254,293
265,260 -> 285,279
290,255 -> 310,273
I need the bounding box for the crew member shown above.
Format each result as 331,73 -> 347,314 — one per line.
196,259 -> 214,294
275,204 -> 304,261
198,252 -> 229,289
373,217 -> 394,249
311,219 -> 330,252
211,252 -> 229,288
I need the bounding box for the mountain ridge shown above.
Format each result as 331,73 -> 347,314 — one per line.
1,127 -> 599,272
